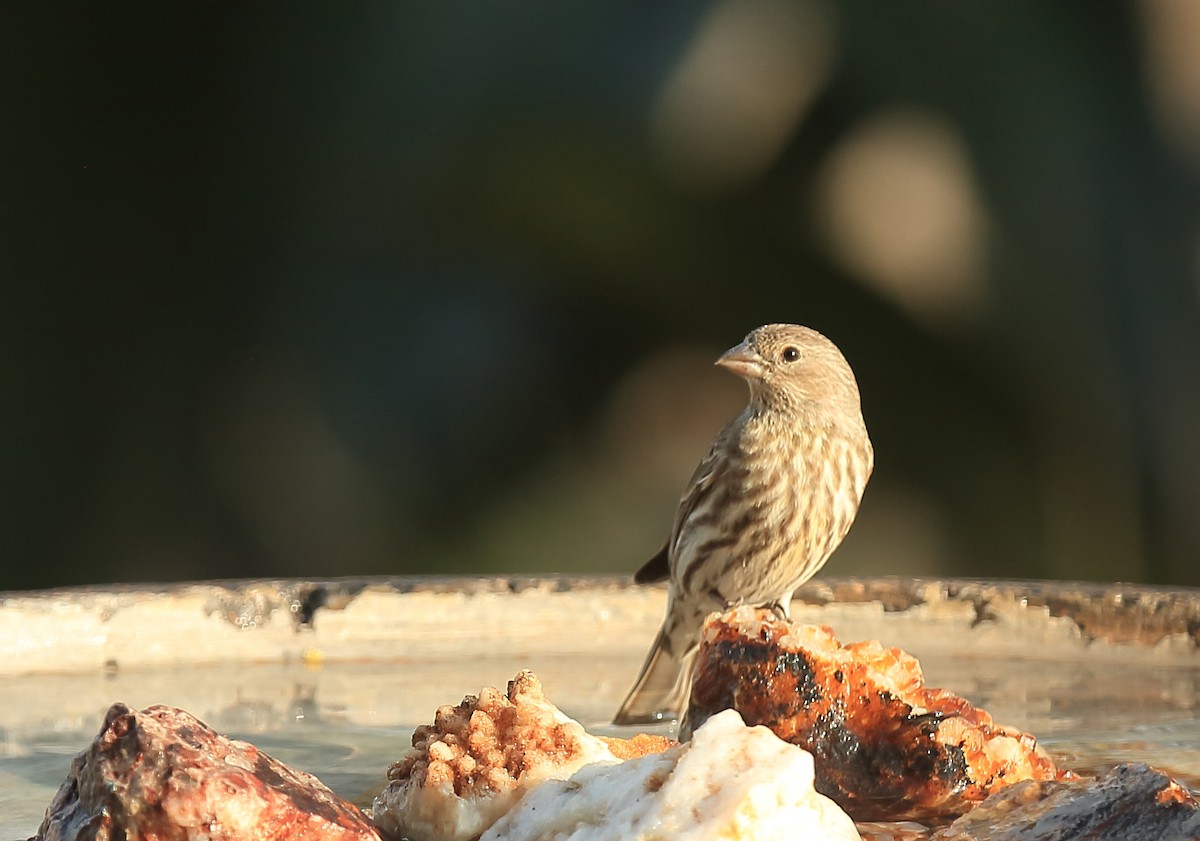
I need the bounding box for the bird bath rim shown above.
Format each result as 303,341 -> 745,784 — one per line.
1,574 -> 1198,678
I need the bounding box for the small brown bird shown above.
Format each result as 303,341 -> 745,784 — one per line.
613,323 -> 873,725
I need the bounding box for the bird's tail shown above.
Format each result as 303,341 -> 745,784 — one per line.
612,625 -> 696,726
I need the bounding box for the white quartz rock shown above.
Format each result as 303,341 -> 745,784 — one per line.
481,708 -> 861,841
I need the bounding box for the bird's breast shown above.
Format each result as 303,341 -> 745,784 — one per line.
670,413 -> 871,600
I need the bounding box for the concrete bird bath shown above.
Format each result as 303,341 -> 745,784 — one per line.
2,575 -> 1198,838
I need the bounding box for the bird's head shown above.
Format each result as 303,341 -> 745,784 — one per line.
716,323 -> 865,420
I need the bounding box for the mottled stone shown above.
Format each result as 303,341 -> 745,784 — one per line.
684,607 -> 1064,821
933,763 -> 1200,840
32,703 -> 382,841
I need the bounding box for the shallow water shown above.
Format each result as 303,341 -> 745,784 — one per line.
4,650 -> 1198,839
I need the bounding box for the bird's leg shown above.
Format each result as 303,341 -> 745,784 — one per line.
766,596 -> 793,621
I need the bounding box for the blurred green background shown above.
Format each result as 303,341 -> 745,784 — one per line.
4,2 -> 1200,591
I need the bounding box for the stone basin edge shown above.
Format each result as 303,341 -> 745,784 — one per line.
0,575 -> 1197,676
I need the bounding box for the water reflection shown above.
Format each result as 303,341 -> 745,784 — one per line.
4,651 -> 1198,838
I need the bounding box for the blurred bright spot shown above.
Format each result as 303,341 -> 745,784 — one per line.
651,0 -> 835,191
1138,0 -> 1200,167
812,110 -> 989,328
600,347 -> 744,481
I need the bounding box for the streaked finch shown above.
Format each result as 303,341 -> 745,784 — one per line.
613,323 -> 873,725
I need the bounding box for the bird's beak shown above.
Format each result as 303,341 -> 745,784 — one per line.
715,341 -> 765,380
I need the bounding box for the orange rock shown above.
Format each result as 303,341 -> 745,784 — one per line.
598,732 -> 676,761
683,607 -> 1065,822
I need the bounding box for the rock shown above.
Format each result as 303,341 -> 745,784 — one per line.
31,702 -> 382,841
481,708 -> 861,841
683,607 -> 1064,821
373,670 -> 618,841
597,732 -> 676,761
933,763 -> 1200,840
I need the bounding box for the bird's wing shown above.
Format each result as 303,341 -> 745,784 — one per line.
633,541 -> 670,584
635,417 -> 737,586
667,437 -> 727,558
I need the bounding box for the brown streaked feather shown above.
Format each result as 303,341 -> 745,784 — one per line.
615,324 -> 872,725
667,434 -> 730,556
634,432 -> 727,586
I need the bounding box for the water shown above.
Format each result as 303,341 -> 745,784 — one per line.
4,650 -> 1198,839
0,654 -> 626,839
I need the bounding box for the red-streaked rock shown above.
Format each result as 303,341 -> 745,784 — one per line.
683,607 -> 1066,822
32,703 -> 383,841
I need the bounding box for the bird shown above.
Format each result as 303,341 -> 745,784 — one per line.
612,323 -> 873,726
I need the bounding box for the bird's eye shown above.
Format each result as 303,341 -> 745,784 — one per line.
782,346 -> 800,362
